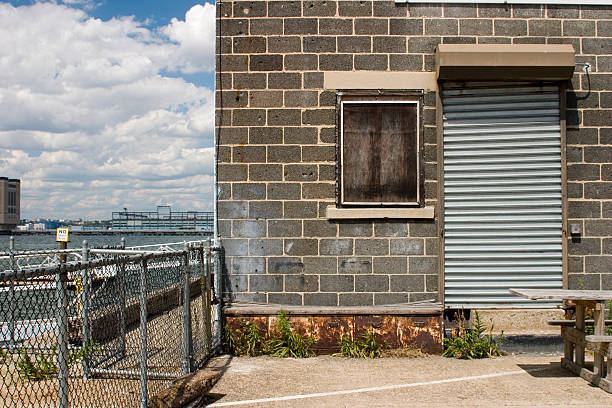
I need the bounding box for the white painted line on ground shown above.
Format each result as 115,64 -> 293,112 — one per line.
208,366 -> 551,407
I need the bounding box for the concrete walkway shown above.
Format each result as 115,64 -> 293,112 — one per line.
197,352 -> 612,407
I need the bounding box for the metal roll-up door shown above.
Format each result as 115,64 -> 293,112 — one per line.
442,83 -> 563,309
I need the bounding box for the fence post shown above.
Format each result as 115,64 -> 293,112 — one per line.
139,258 -> 148,408
118,237 -> 127,357
212,239 -> 223,349
201,240 -> 212,355
81,240 -> 90,379
182,242 -> 194,374
8,236 -> 16,351
56,267 -> 69,408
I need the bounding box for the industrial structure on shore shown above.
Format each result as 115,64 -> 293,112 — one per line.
111,206 -> 214,231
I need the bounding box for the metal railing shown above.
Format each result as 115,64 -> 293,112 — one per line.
0,240 -> 222,408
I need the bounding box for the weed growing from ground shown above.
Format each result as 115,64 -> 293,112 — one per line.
224,311 -> 315,358
266,311 -> 315,358
14,342 -> 101,381
332,329 -> 382,358
443,311 -> 503,359
223,321 -> 266,356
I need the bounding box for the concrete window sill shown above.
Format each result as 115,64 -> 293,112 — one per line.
326,206 -> 435,220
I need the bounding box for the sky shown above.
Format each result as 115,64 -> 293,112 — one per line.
0,0 -> 216,220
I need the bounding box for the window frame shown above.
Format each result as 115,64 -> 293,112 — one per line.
337,91 -> 424,208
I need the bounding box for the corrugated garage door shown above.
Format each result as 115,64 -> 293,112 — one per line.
442,83 -> 563,308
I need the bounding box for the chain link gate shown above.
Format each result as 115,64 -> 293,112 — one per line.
0,240 -> 220,407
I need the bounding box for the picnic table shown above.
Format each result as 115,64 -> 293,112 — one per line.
509,288 -> 612,393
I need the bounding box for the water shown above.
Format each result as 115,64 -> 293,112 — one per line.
2,232 -> 211,251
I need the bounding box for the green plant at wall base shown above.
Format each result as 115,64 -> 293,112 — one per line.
332,330 -> 382,358
266,311 -> 315,358
442,311 -> 504,359
223,321 -> 266,356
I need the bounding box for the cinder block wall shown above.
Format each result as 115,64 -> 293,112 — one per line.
216,1 -> 612,306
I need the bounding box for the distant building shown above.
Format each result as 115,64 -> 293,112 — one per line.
0,178 -> 20,231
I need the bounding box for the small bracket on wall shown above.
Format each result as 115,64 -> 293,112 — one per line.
569,222 -> 582,236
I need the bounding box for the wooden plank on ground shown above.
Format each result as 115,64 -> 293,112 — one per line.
149,369 -> 220,408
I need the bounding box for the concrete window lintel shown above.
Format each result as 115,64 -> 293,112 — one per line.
324,72 -> 438,92
326,206 -> 435,220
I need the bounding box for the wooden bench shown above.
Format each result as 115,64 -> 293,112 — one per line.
585,335 -> 612,392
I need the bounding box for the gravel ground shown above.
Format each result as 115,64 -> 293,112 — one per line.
199,353 -> 612,407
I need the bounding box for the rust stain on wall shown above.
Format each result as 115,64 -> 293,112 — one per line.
224,313 -> 443,354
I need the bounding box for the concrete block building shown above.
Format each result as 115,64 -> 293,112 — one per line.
215,0 -> 612,350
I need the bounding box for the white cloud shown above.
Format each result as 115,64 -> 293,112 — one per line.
0,2 -> 216,220
162,3 -> 216,73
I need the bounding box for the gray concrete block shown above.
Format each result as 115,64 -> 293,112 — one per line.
284,239 -> 318,256
285,275 -> 319,292
268,220 -> 302,237
568,238 -> 601,255
284,18 -> 318,34
284,201 -> 318,219
233,183 -> 266,200
409,222 -> 437,237
320,239 -> 353,256
355,239 -> 389,255
249,239 -> 283,256
319,18 -> 353,35
304,220 -> 337,237
568,201 -> 601,219
375,221 -> 408,237
374,293 -> 410,305
409,257 -> 438,275
584,219 -> 612,237
373,257 -> 407,274
390,275 -> 424,292
303,257 -> 337,274
218,201 -> 248,219
285,127 -> 318,144
227,275 -> 248,292
249,164 -> 283,181
284,164 -> 318,181
221,238 -> 249,256
320,275 -> 354,292
232,220 -> 266,238
390,239 -> 424,255
303,1 -> 337,17
249,126 -> 283,144
268,183 -> 302,200
568,273 -> 600,290
355,275 -> 389,292
302,183 -> 335,199
568,256 -> 584,273
426,238 -> 440,256
426,275 -> 438,292
304,293 -> 338,306
232,257 -> 266,275
338,257 -> 372,274
268,293 -> 303,305
586,256 -> 612,273
268,1 -> 301,17
339,0 -> 372,16
249,201 -> 283,219
269,257 -> 304,274
339,221 -> 373,237
339,293 -> 374,306
425,18 -> 458,35
250,275 -> 283,292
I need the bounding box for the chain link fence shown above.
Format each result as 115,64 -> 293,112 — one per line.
0,240 -> 221,407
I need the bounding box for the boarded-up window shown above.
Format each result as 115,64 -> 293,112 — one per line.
340,97 -> 421,205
